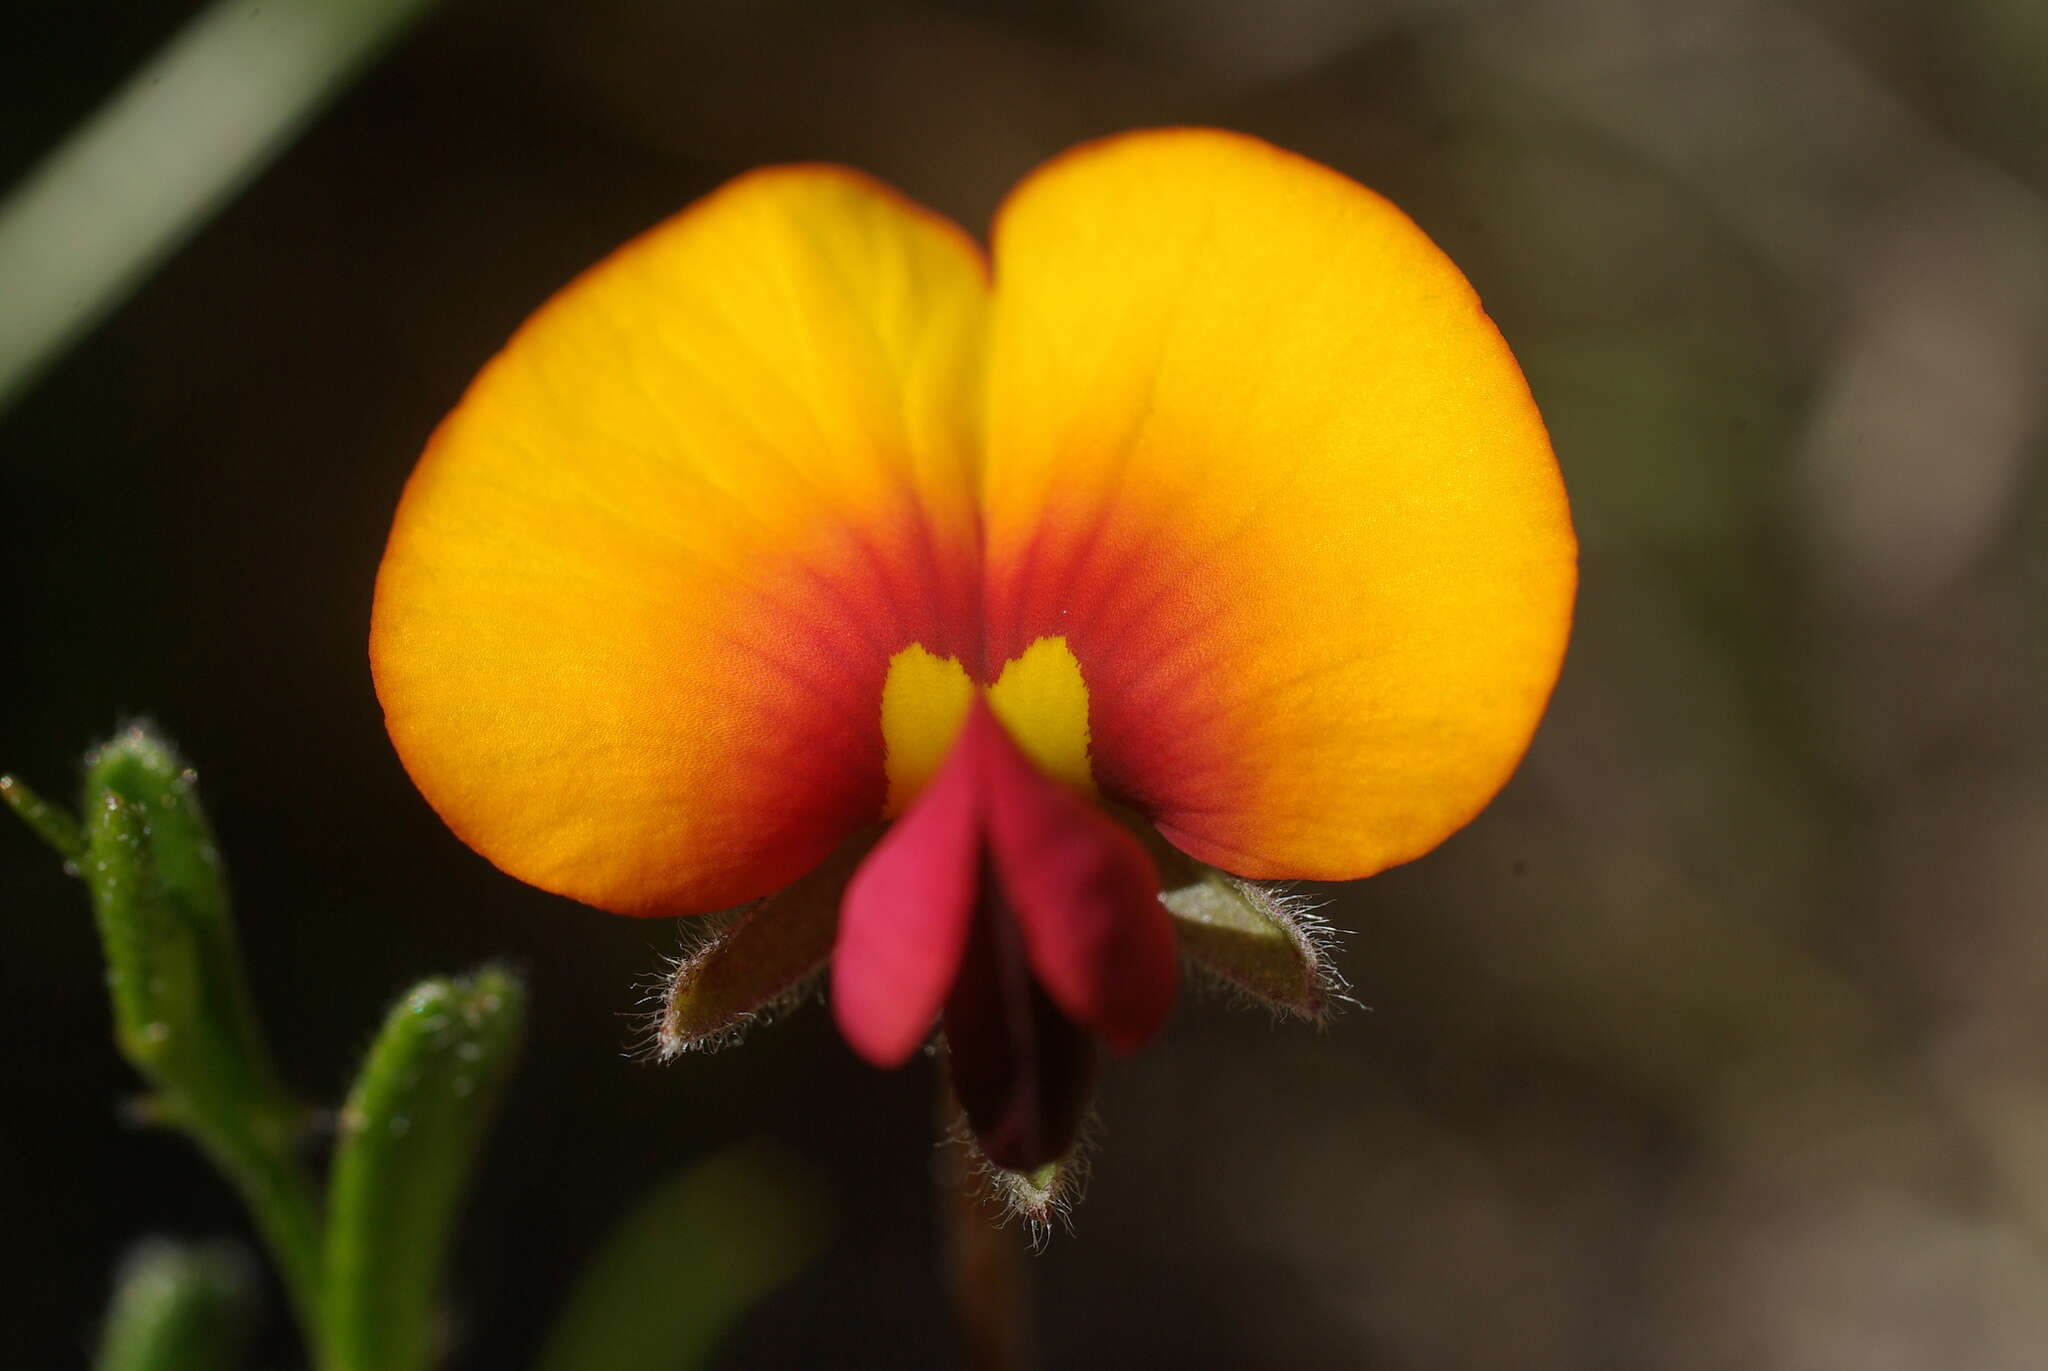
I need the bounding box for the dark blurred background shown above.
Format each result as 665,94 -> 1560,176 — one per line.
5,0 -> 2047,1366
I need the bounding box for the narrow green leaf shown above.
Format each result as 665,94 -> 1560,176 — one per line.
75,725 -> 326,1342
534,1145 -> 830,1371
95,1239 -> 253,1371
1161,873 -> 1344,1022
0,772 -> 84,859
657,831 -> 874,1057
323,966 -> 526,1371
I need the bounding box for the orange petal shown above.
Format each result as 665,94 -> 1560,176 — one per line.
981,129 -> 1576,880
372,167 -> 989,916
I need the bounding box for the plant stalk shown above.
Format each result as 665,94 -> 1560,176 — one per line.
936,1065 -> 1034,1371
163,1102 -> 328,1349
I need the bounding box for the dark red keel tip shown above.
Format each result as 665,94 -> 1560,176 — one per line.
943,868 -> 1097,1171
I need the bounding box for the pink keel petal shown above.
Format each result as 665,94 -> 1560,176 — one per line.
834,700 -> 1178,1067
975,707 -> 1179,1053
832,732 -> 982,1066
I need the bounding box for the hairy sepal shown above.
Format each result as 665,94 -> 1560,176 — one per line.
941,1095 -> 1092,1245
1110,806 -> 1347,1023
1160,871 -> 1346,1023
655,832 -> 875,1057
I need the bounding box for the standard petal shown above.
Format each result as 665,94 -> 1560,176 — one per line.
982,128 -> 1577,881
373,167 -> 989,916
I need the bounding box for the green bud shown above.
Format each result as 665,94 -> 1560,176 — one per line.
323,966 -> 525,1371
75,725 -> 287,1125
12,726 -> 327,1342
656,831 -> 874,1057
95,1239 -> 254,1371
65,726 -> 327,1337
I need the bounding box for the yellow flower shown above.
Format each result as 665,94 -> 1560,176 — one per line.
371,129 -> 1576,1169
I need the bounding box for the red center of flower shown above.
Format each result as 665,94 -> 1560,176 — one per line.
832,700 -> 1178,1168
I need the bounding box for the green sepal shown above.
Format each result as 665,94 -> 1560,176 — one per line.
1111,805 -> 1346,1022
1162,871 -> 1343,1022
94,1239 -> 254,1371
939,1080 -> 1088,1239
656,831 -> 875,1057
322,965 -> 525,1371
533,1145 -> 829,1371
1,772 -> 85,858
984,1152 -> 1088,1239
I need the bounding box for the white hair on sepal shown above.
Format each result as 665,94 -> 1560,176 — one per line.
1257,881 -> 1358,1023
1165,875 -> 1356,1024
938,1101 -> 1098,1250
623,903 -> 830,1062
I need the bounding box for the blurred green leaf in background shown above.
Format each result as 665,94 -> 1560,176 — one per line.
0,0 -> 443,413
536,1146 -> 830,1371
95,1240 -> 254,1371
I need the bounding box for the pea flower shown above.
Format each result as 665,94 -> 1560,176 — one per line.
371,129 -> 1574,1178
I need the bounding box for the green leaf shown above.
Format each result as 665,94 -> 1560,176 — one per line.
1161,872 -> 1344,1022
0,772 -> 84,859
656,832 -> 874,1057
534,1144 -> 830,1371
74,726 -> 326,1340
323,966 -> 525,1371
95,1239 -> 253,1371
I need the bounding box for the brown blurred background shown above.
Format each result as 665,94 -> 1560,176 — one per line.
4,0 -> 2047,1366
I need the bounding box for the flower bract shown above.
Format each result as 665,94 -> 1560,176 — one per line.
371,128 -> 1576,1172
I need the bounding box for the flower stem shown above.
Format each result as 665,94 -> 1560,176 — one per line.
936,1066 -> 1034,1371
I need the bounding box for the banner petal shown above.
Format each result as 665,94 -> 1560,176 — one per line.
983,129 -> 1576,880
374,167 -> 989,915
